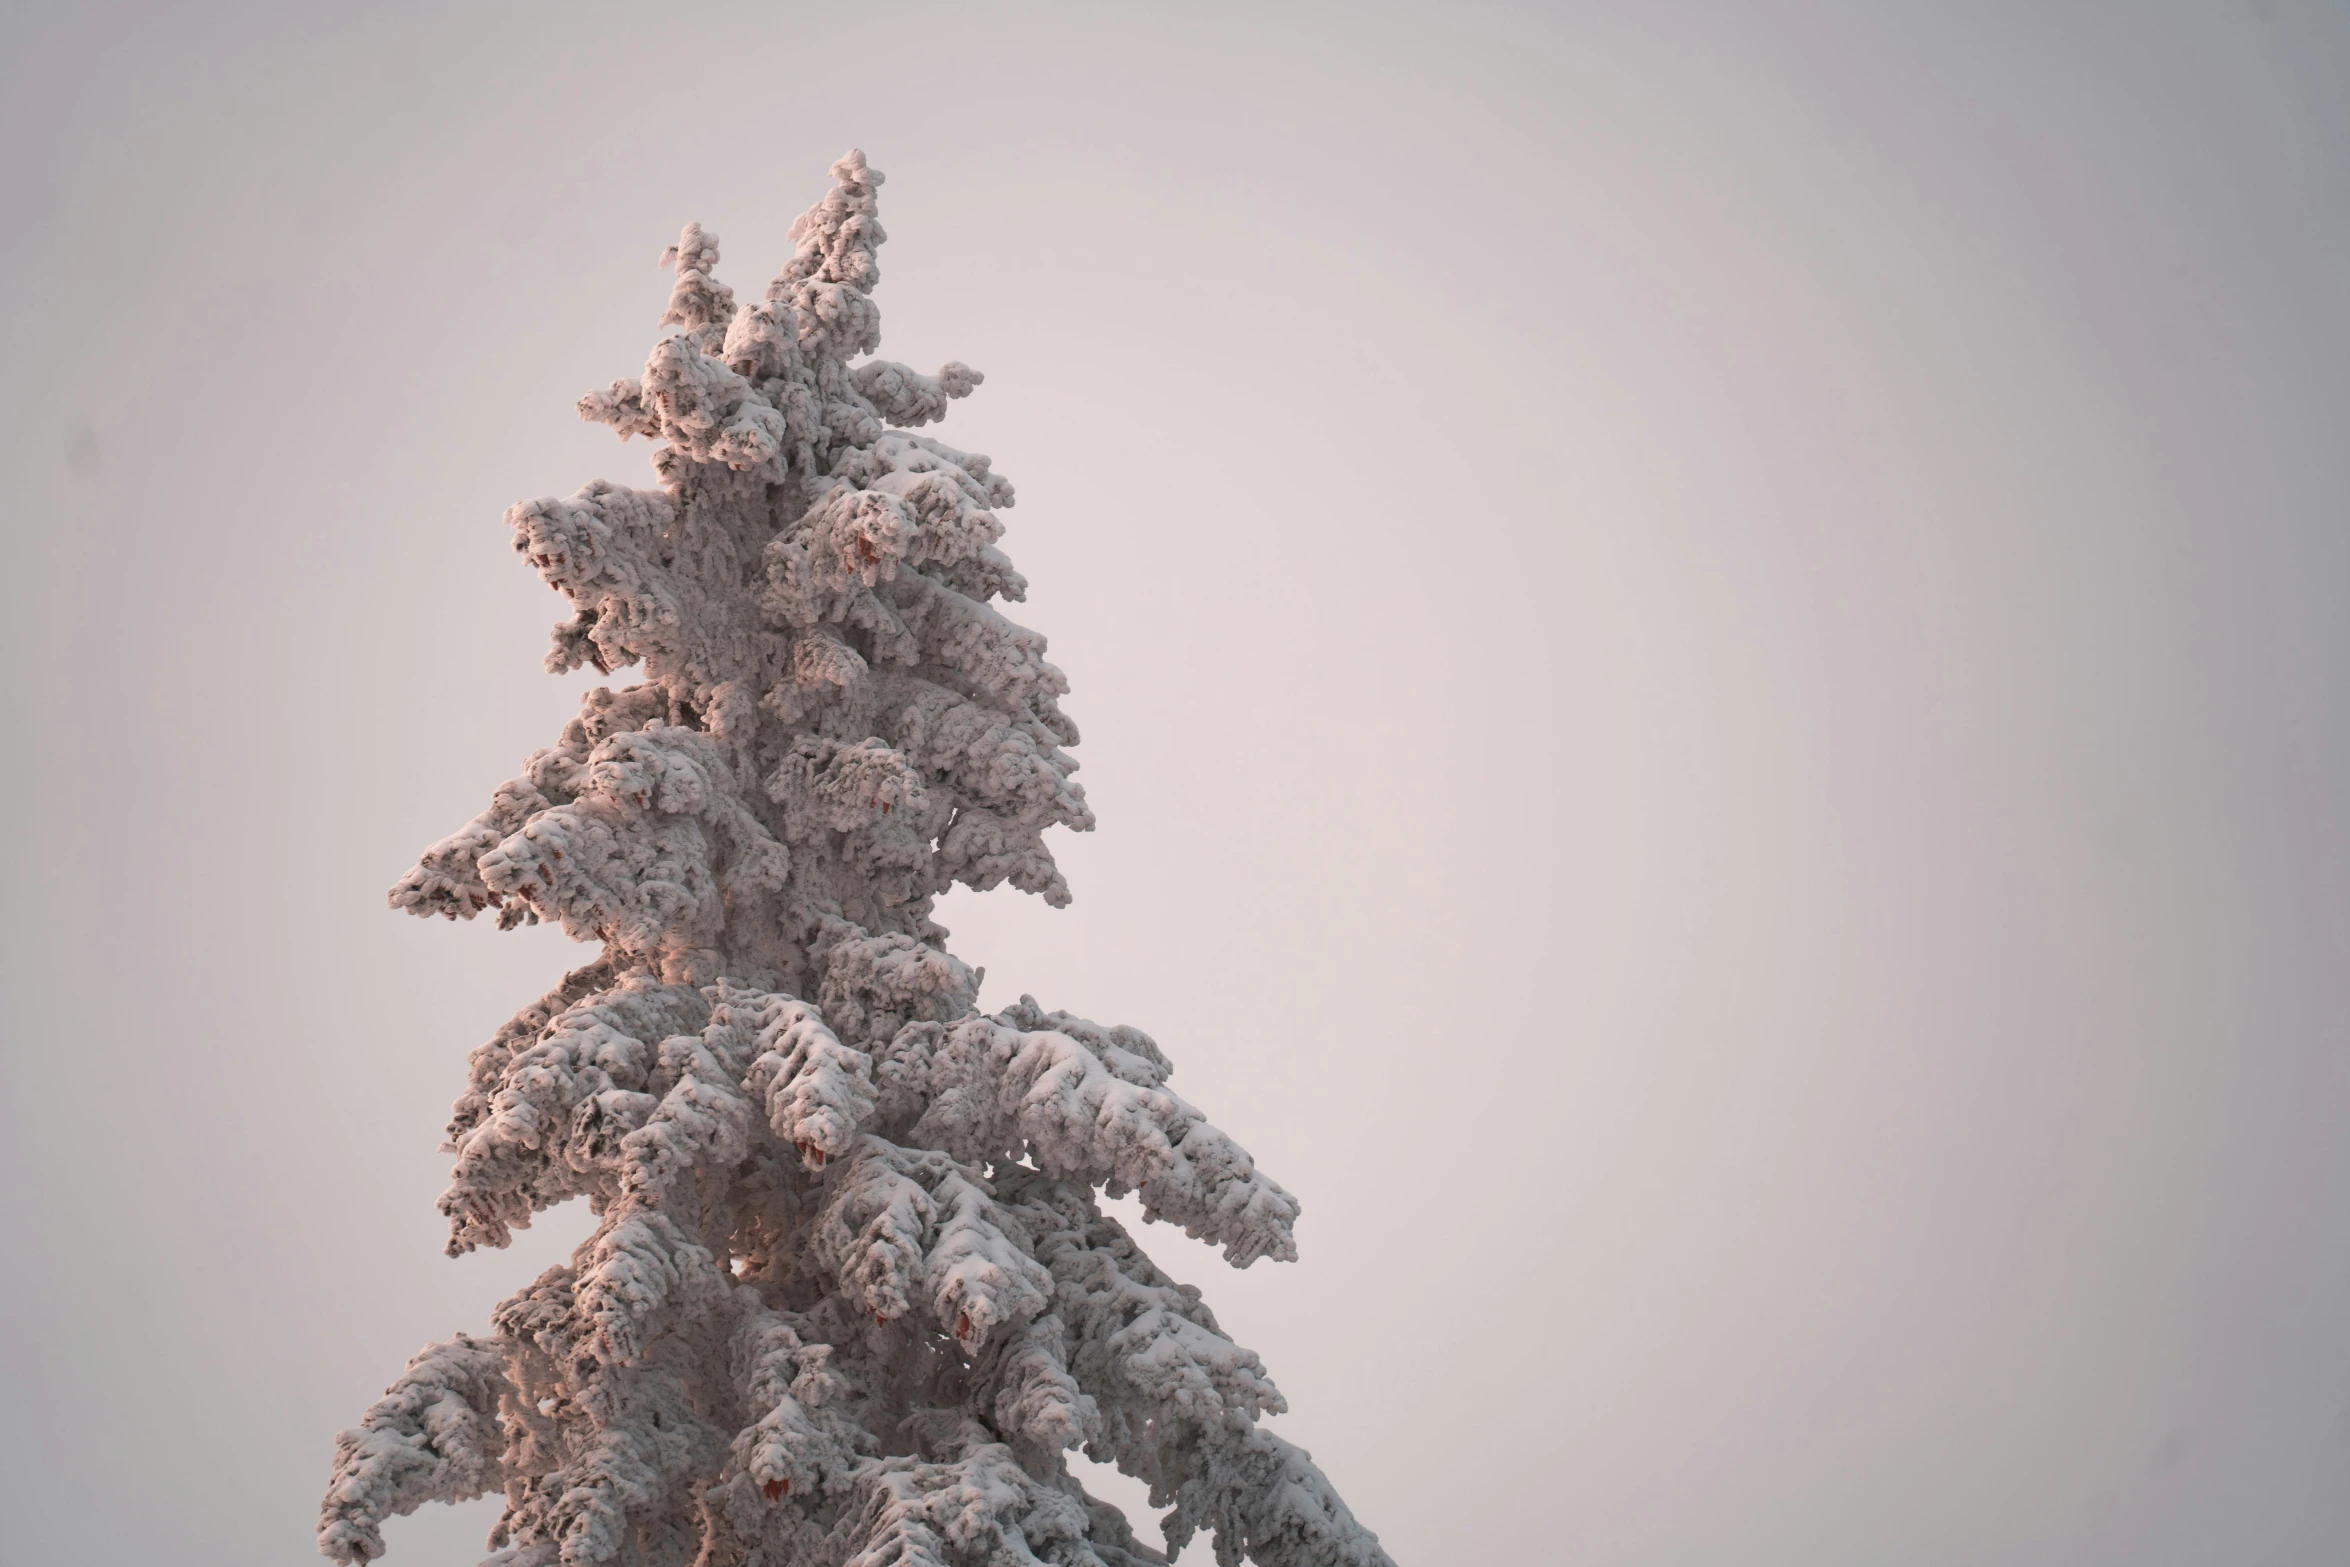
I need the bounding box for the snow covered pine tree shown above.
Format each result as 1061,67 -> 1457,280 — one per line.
319,152 -> 1393,1567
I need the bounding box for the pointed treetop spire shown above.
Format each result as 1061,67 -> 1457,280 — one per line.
780,147 -> 887,292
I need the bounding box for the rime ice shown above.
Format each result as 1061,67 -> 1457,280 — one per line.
321,151 -> 1393,1567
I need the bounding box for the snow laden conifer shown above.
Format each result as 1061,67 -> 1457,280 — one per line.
320,152 -> 1393,1567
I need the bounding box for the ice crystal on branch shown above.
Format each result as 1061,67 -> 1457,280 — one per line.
323,151 -> 1392,1567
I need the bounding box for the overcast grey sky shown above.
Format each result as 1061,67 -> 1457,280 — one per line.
4,3 -> 2348,1563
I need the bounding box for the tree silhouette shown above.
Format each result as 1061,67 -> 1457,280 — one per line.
319,150 -> 1391,1567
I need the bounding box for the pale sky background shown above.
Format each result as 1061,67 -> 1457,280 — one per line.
4,2 -> 2348,1563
